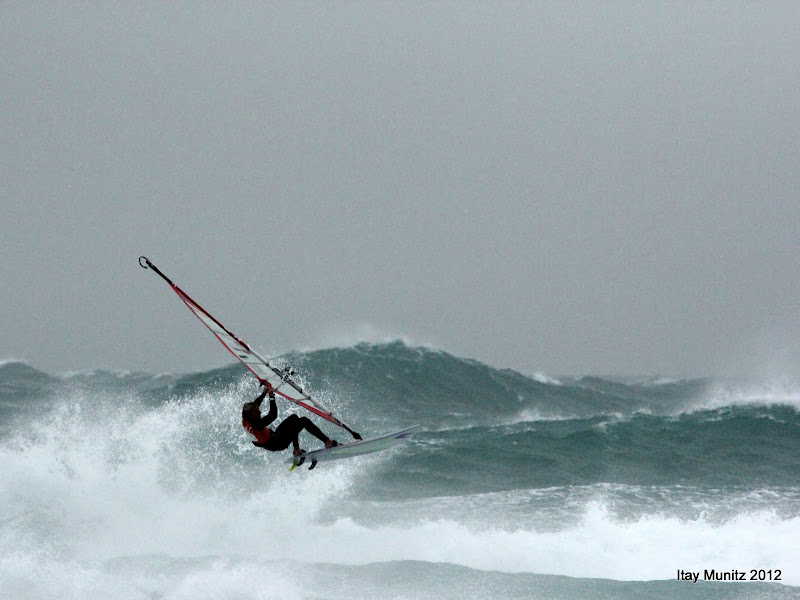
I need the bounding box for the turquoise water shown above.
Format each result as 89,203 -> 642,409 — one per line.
1,342 -> 798,599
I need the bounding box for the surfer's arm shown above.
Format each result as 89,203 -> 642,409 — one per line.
253,386 -> 269,407
263,391 -> 278,426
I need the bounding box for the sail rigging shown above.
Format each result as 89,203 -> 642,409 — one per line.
139,256 -> 361,439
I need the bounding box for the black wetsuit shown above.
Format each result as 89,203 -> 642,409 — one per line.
243,390 -> 329,451
261,414 -> 329,451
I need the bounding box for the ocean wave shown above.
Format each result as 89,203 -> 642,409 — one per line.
4,555 -> 795,600
691,381 -> 800,412
3,350 -> 800,598
0,358 -> 28,367
7,344 -> 800,420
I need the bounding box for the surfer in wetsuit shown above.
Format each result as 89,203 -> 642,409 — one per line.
242,382 -> 338,456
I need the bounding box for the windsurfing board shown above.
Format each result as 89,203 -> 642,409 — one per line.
288,425 -> 420,470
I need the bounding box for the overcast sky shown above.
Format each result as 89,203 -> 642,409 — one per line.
2,3 -> 799,377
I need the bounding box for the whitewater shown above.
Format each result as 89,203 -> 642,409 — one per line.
1,342 -> 798,600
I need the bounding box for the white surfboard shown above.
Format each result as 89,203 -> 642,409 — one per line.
288,425 -> 420,470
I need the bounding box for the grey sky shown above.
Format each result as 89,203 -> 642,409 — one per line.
2,3 -> 799,377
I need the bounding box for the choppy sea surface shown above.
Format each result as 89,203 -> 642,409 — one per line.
2,341 -> 799,599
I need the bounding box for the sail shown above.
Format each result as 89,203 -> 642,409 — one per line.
139,257 -> 361,439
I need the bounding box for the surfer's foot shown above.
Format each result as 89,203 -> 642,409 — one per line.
293,447 -> 305,457
325,439 -> 338,449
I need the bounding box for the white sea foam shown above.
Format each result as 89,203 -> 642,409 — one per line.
3,382 -> 799,599
502,407 -> 579,424
299,325 -> 422,354
292,506 -> 800,584
530,372 -> 562,385
0,357 -> 28,367
690,380 -> 800,413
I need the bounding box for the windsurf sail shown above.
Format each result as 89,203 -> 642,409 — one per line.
139,256 -> 361,440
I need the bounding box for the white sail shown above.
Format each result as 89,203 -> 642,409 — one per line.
139,257 -> 361,439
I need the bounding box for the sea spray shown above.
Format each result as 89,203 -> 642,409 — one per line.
2,343 -> 799,599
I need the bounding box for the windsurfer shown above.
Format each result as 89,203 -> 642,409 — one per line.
242,382 -> 338,456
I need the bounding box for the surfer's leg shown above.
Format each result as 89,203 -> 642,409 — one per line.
296,416 -> 327,443
275,415 -> 335,451
297,417 -> 336,447
270,415 -> 302,452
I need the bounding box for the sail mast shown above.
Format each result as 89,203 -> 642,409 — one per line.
139,256 -> 361,439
